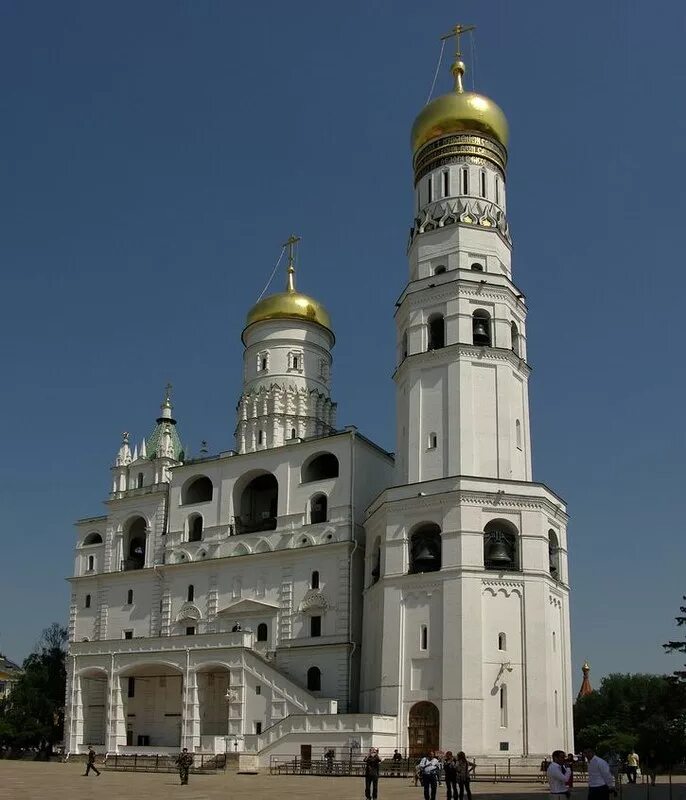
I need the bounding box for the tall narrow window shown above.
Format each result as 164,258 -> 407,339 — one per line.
311,570 -> 320,589
427,314 -> 445,350
428,175 -> 434,203
127,589 -> 134,605
498,633 -> 506,651
257,430 -> 264,445
307,666 -> 321,691
257,623 -> 268,642
291,428 -> 297,439
85,594 -> 91,609
511,322 -> 520,356
554,690 -> 559,726
187,584 -> 194,602
480,170 -> 486,198
461,168 -> 469,195
495,176 -> 500,205
261,356 -> 267,371
136,472 -> 144,489
254,721 -> 262,735
127,677 -> 135,697
428,433 -> 437,450
442,170 -> 449,197
500,685 -> 508,727
310,616 -> 322,637
552,631 -> 557,652
420,625 -> 428,651
515,419 -> 522,451
401,330 -> 408,360
87,555 -> 94,571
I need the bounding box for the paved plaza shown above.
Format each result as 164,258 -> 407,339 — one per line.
0,762 -> 684,800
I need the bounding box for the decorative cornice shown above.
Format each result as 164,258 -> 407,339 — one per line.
413,134 -> 508,182
409,197 -> 511,250
394,343 -> 531,381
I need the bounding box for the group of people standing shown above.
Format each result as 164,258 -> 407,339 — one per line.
547,746 -> 656,800
362,747 -> 474,800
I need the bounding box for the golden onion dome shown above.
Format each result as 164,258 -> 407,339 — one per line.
411,60 -> 508,154
244,254 -> 333,339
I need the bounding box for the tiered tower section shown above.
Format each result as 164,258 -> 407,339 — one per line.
236,238 -> 336,453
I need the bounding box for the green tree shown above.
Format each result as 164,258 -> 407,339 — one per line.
574,673 -> 686,768
663,596 -> 686,679
0,623 -> 67,753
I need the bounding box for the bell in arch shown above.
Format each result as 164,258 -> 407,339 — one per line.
473,318 -> 490,346
413,544 -> 438,572
487,536 -> 513,565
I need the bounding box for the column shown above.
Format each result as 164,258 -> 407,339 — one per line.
108,674 -> 127,751
183,669 -> 200,751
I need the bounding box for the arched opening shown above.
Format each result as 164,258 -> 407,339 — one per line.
307,666 -> 321,692
511,321 -> 520,356
83,532 -> 102,546
409,523 -> 442,574
311,570 -> 320,589
302,453 -> 339,483
257,623 -> 268,642
498,632 -> 506,651
187,585 -> 194,602
136,472 -> 144,489
434,265 -> 446,275
119,663 -> 183,747
87,555 -> 95,571
182,476 -> 213,505
549,530 -> 560,578
427,313 -> 445,350
236,472 -> 278,534
79,669 -> 108,747
188,515 -> 203,542
472,310 -> 492,346
408,701 -> 439,758
470,262 -> 484,272
371,540 -> 381,585
124,517 -> 147,571
195,664 -> 230,738
483,520 -> 519,571
310,494 -> 327,524
515,419 -> 522,450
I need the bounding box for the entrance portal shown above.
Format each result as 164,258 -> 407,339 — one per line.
119,664 -> 183,748
408,701 -> 440,757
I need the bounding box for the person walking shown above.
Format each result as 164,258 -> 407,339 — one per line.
175,747 -> 194,785
363,747 -> 381,800
419,750 -> 441,800
547,750 -> 571,800
456,752 -> 474,800
583,748 -> 616,800
83,746 -> 101,777
626,749 -> 639,784
643,750 -> 658,786
443,751 -> 458,800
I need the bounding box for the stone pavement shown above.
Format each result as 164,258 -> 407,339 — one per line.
0,761 -> 684,800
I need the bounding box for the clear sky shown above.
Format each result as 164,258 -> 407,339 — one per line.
1,1 -> 684,690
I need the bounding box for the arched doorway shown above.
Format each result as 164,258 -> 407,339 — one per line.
408,701 -> 440,757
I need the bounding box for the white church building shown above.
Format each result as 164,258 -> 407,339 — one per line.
65,32 -> 573,763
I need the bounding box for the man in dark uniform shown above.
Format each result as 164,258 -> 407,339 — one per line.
83,746 -> 100,777
176,747 -> 194,785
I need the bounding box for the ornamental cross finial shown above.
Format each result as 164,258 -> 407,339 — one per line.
283,234 -> 301,292
164,382 -> 173,403
441,23 -> 475,93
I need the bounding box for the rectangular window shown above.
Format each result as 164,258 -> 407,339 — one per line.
310,616 -> 322,637
186,626 -> 196,636
499,742 -> 509,751
123,630 -> 133,640
480,171 -> 486,198
254,722 -> 262,735
127,677 -> 135,698
420,624 -> 428,651
428,175 -> 433,203
461,168 -> 468,195
257,430 -> 263,445
85,594 -> 91,609
442,170 -> 449,197
255,685 -> 261,695
495,177 -> 500,205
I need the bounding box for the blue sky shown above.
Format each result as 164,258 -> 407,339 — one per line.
1,1 -> 684,690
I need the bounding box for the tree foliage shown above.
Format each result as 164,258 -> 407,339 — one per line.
0,623 -> 67,752
663,595 -> 686,679
574,673 -> 686,767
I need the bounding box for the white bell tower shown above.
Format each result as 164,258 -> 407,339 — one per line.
361,25 -> 573,759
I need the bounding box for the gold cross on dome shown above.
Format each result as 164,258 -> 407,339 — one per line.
164,383 -> 173,402
283,234 -> 301,291
441,23 -> 476,58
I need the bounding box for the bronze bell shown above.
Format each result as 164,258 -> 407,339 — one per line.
487,539 -> 512,564
413,545 -> 437,569
473,320 -> 490,345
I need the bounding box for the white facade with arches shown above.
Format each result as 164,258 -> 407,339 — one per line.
65,38 -> 571,763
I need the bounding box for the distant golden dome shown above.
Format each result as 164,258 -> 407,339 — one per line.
411,60 -> 509,154
244,253 -> 333,340
245,290 -> 332,332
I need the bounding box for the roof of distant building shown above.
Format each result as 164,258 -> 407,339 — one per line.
0,655 -> 22,675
